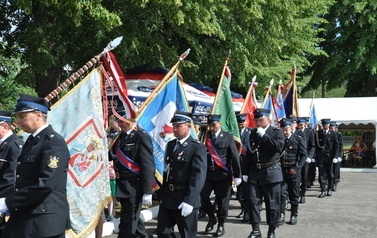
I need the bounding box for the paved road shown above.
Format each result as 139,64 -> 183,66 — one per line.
106,170 -> 377,237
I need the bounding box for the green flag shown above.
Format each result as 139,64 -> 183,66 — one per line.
212,64 -> 240,144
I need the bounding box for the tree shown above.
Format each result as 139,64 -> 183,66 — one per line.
1,0 -> 333,99
303,0 -> 377,97
0,0 -> 122,99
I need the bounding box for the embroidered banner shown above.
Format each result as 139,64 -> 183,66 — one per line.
47,68 -> 111,237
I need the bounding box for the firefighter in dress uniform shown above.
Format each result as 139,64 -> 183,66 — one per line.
296,117 -> 315,203
110,108 -> 155,237
235,113 -> 252,222
243,108 -> 284,238
278,119 -> 306,226
0,111 -> 24,237
330,122 -> 343,192
315,118 -> 339,198
200,114 -> 242,237
155,111 -> 207,237
0,94 -> 70,238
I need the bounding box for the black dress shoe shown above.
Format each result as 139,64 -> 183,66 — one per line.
288,215 -> 297,225
318,191 -> 327,198
205,218 -> 217,233
278,213 -> 285,225
213,225 -> 225,237
247,230 -> 262,238
327,190 -> 332,196
333,183 -> 338,191
267,231 -> 276,238
149,233 -> 158,238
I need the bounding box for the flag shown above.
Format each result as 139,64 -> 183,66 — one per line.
274,84 -> 286,121
212,65 -> 240,144
309,104 -> 318,130
136,70 -> 195,187
101,52 -> 138,120
240,81 -> 258,128
262,94 -> 277,126
283,67 -> 299,117
47,68 -> 111,237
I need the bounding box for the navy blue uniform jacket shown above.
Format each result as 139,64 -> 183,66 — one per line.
160,136 -> 207,209
3,125 -> 70,238
244,126 -> 284,185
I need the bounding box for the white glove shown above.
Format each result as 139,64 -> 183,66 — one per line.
234,178 -> 242,186
311,158 -> 315,163
338,157 -> 342,163
0,198 -> 8,212
256,127 -> 265,137
142,194 -> 152,206
306,158 -> 311,163
178,202 -> 193,217
242,175 -> 248,182
332,158 -> 338,163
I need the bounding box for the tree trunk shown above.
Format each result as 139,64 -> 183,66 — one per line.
363,74 -> 377,96
35,65 -> 60,104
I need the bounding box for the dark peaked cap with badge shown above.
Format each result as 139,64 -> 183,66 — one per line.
330,121 -> 338,128
171,111 -> 192,124
13,94 -> 50,114
253,108 -> 270,119
192,115 -> 202,125
0,111 -> 12,123
321,118 -> 331,125
236,113 -> 247,124
279,118 -> 293,128
207,114 -> 221,124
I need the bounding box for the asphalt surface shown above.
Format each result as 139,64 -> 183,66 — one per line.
107,169 -> 377,238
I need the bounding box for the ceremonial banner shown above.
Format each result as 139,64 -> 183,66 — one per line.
309,104 -> 318,130
262,94 -> 277,126
274,84 -> 286,121
283,68 -> 300,117
47,68 -> 111,237
136,71 -> 194,186
212,65 -> 240,143
102,52 -> 138,119
240,81 -> 258,128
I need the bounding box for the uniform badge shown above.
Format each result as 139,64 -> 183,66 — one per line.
48,156 -> 59,168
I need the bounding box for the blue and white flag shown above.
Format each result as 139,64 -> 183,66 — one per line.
48,68 -> 110,237
309,104 -> 318,129
136,71 -> 195,186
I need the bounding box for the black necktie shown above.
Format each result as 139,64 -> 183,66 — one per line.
174,141 -> 181,152
212,133 -> 217,143
22,135 -> 34,152
285,138 -> 289,147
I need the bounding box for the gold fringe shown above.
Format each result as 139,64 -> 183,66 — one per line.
65,195 -> 113,238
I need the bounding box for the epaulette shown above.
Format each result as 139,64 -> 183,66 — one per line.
193,139 -> 200,144
137,128 -> 147,134
14,139 -> 23,147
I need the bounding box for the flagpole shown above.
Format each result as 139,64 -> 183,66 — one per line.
44,36 -> 123,102
211,50 -> 231,114
137,48 -> 191,114
308,90 -> 316,116
261,79 -> 274,108
240,75 -> 257,113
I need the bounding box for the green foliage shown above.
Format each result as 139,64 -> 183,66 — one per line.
0,0 -> 335,99
304,0 -> 377,97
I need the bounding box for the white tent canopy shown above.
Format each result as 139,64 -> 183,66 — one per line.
298,97 -> 377,128
298,97 -> 377,166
